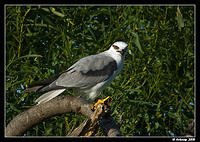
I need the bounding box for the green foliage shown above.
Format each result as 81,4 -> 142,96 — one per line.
6,5 -> 194,136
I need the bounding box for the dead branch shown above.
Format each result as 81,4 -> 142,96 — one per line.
6,96 -> 121,136
6,96 -> 93,136
68,103 -> 105,136
67,97 -> 121,136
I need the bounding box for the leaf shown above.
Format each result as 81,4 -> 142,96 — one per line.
6,54 -> 42,70
127,86 -> 142,94
168,112 -> 178,119
155,122 -> 159,129
156,101 -> 162,112
131,32 -> 144,54
176,6 -> 184,30
17,54 -> 42,60
41,7 -> 65,17
129,100 -> 158,107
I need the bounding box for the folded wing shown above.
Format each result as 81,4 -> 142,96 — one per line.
24,53 -> 117,92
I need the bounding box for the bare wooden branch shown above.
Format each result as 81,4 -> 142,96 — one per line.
67,118 -> 90,136
68,103 -> 105,136
67,97 -> 121,136
6,96 -> 93,136
6,95 -> 121,136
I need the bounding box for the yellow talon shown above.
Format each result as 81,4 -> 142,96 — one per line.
93,96 -> 110,110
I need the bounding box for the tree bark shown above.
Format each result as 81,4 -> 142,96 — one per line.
6,96 -> 121,136
6,96 -> 93,136
67,101 -> 121,136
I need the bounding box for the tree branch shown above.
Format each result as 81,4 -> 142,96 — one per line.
6,96 -> 121,136
6,96 -> 93,136
67,97 -> 121,136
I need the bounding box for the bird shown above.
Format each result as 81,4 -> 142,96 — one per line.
23,41 -> 128,107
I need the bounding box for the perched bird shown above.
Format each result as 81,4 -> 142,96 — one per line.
24,41 -> 128,106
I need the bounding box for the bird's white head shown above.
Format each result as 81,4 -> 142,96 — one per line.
109,41 -> 128,57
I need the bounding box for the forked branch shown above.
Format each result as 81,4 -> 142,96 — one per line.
6,96 -> 120,136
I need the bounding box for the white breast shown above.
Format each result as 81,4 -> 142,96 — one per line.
81,51 -> 124,101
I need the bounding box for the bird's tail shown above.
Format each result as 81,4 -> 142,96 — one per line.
35,89 -> 66,105
23,85 -> 43,93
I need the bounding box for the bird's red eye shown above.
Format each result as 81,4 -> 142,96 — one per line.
113,45 -> 119,49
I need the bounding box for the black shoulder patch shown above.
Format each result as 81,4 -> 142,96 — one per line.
80,60 -> 117,78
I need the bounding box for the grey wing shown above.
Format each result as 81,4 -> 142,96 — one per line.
55,53 -> 118,89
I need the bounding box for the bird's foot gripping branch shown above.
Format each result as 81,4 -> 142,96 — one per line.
68,96 -> 113,136
91,96 -> 111,110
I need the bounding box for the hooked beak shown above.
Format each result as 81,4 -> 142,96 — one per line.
117,47 -> 128,56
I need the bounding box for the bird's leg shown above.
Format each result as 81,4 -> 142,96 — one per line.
91,96 -> 111,110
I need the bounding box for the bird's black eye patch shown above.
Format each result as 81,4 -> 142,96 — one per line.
113,45 -> 119,50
